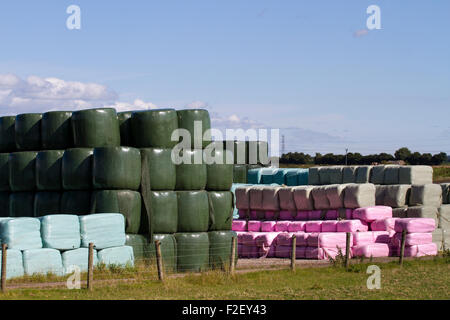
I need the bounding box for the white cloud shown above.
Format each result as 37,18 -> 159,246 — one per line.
105,99 -> 159,112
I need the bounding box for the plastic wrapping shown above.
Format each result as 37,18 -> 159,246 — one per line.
249,186 -> 264,211
383,166 -> 400,185
328,167 -> 343,184
311,186 -> 330,210
343,183 -> 376,209
61,148 -> 93,190
233,165 -> 247,183
308,167 -> 320,185
262,186 -> 281,211
305,221 -> 322,233
232,220 -> 247,232
79,213 -> 126,249
0,153 -> 10,191
336,220 -> 368,233
125,234 -> 150,260
321,220 -> 338,232
176,191 -> 209,232
209,231 -> 236,269
370,166 -> 385,184
288,221 -> 306,232
140,148 -> 176,190
15,113 -> 42,151
247,168 -> 262,184
0,218 -> 42,249
343,166 -> 358,183
325,184 -> 346,209
206,148 -> 233,191
399,243 -> 437,257
399,166 -> 433,185
0,192 -> 9,218
440,183 -> 450,204
36,150 -> 64,190
117,111 -> 133,146
61,191 -> 91,215
355,166 -> 372,184
248,220 -> 262,232
275,221 -> 290,232
292,186 -> 315,210
209,191 -> 233,231
394,218 -> 435,233
352,206 -> 392,222
9,151 -> 37,192
97,246 -> 134,267
383,185 -> 411,208
61,248 -> 98,274
352,232 -> 375,246
0,116 -> 16,152
409,184 -> 442,207
22,248 -> 63,276
40,214 -> 81,250
307,232 -> 349,248
1,249 -> 24,279
150,234 -> 177,272
370,218 -> 398,231
393,232 -> 432,246
147,191 -> 178,234
41,111 -> 73,150
175,232 -> 209,272
175,149 -> 207,190
406,206 -> 439,228
176,109 -> 212,149
9,192 -> 34,217
352,243 -> 390,258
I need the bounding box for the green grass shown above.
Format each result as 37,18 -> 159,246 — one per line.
1,255 -> 449,300
433,166 -> 450,182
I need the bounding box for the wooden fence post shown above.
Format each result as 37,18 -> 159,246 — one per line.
87,242 -> 94,290
345,232 -> 351,270
291,235 -> 297,271
399,230 -> 406,266
1,244 -> 7,293
155,240 -> 164,281
230,236 -> 236,275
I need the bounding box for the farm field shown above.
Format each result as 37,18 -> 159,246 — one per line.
1,254 -> 449,300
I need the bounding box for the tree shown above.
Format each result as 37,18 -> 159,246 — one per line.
395,147 -> 412,161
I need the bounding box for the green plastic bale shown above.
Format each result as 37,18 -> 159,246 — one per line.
0,116 -> 16,152
41,111 -> 73,149
90,190 -> 142,234
0,153 -> 10,191
175,232 -> 209,272
149,234 -> 177,272
175,149 -> 207,190
60,191 -> 91,215
15,113 -> 42,151
0,192 -> 10,217
92,147 -> 141,190
209,231 -> 237,270
176,109 -> 212,149
117,111 -> 133,146
177,191 -> 210,232
61,148 -> 93,190
150,191 -> 178,234
71,108 -> 120,148
233,165 -> 248,183
131,109 -> 179,148
140,148 -> 176,190
209,191 -> 233,231
125,234 -> 150,261
36,150 -> 64,191
9,151 -> 37,192
205,149 -> 233,191
34,192 -> 61,217
9,192 -> 35,217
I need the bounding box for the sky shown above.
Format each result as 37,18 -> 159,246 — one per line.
0,0 -> 449,155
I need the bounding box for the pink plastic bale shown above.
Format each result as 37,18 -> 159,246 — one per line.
352,206 -> 393,222
275,245 -> 292,258
261,221 -> 277,232
242,245 -> 261,258
336,220 -> 369,233
266,244 -> 277,258
352,243 -> 390,258
321,220 -> 338,232
305,247 -> 325,260
345,209 -> 354,220
393,232 -> 433,246
399,243 -> 438,257
294,211 -> 309,221
373,231 -> 394,244
232,220 -> 247,232
394,218 -> 436,233
308,232 -> 349,248
249,210 -> 265,220
239,232 -> 259,246
275,221 -> 290,232
279,210 -> 296,220
288,221 -> 306,232
325,210 -> 338,220
295,232 -> 309,246
370,218 -> 398,231
247,220 -> 262,232
255,232 -> 280,246
323,247 -> 350,260
352,232 -> 375,246
264,211 -> 276,220
305,221 -> 323,232
308,210 -> 323,220
296,247 -> 307,259
238,210 -> 248,219
238,244 -> 243,257
236,232 -> 246,244
276,232 -> 294,246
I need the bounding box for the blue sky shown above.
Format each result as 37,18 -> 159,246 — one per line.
0,0 -> 449,155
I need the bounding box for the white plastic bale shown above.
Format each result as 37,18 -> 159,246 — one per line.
432,229 -> 445,251
438,205 -> 450,231
79,214 -> 126,249
249,186 -> 265,211
0,218 -> 42,250
325,184 -> 346,209
383,165 -> 400,185
97,245 -> 134,267
278,187 -> 297,211
355,166 -> 372,184
409,184 -> 442,207
399,166 -> 433,185
311,186 -> 330,210
40,215 -> 81,250
329,166 -> 343,184
318,167 -> 331,185
343,166 -> 358,184
343,183 -> 376,209
292,186 -> 315,210
0,249 -> 24,279
235,186 -> 250,210
406,206 -> 440,228
262,186 -> 281,211
22,248 -> 64,276
440,183 -> 450,204
370,166 -> 385,185
375,185 -> 387,205
383,185 -> 411,208
61,248 -> 99,274
392,208 -> 407,218
308,167 -> 320,185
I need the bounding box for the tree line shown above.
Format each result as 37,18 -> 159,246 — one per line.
280,147 -> 449,166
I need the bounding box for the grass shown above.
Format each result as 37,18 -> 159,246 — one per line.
433,166 -> 450,183
1,255 -> 449,300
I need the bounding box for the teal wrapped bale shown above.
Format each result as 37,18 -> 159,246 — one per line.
36,150 -> 64,191
62,148 -> 93,190
175,149 -> 207,190
177,191 -> 209,232
93,147 -> 141,190
125,234 -> 150,260
61,191 -> 91,215
150,234 -> 177,272
9,151 -> 37,191
175,232 -> 209,272
209,191 -> 233,231
0,153 -> 9,191
131,109 -> 179,148
117,111 -> 133,146
0,249 -> 24,279
140,148 -> 176,190
272,169 -> 286,185
150,191 -> 178,234
209,231 -> 237,270
22,248 -> 63,276
97,246 -> 134,267
205,148 -> 233,191
79,213 -> 126,249
260,168 -> 276,184
233,165 -> 247,183
0,218 -> 42,249
177,109 -> 212,149
247,168 -> 262,184
9,192 -> 35,217
34,192 -> 61,217
298,169 -> 309,185
62,248 -> 98,274
41,111 -> 73,149
15,113 -> 42,151
40,215 -> 81,250
90,190 -> 141,234
71,108 -> 120,148
0,116 -> 16,152
0,192 -> 9,217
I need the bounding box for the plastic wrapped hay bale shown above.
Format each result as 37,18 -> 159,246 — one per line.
336,220 -> 368,232
40,214 -> 81,250
175,149 -> 207,190
22,248 -> 63,276
117,111 -> 132,146
208,191 -> 233,231
15,113 -> 42,151
409,184 -> 442,207
145,191 -> 177,234
79,214 -> 126,249
205,148 -> 233,191
440,183 -> 450,204
355,166 -> 372,184
125,234 -> 150,261
209,231 -> 237,270
399,166 -> 433,185
247,168 -> 262,184
375,185 -> 387,205
61,191 -> 91,215
61,248 -> 98,274
140,148 -> 176,190
176,109 -> 212,149
392,208 -> 407,218
9,192 -> 34,217
370,218 -> 398,231
233,164 -> 247,183
370,166 -> 385,185
176,191 -> 209,232
175,232 -> 209,272
352,206 -> 392,223
262,186 -> 281,213
399,243 -> 437,257
0,192 -> 9,218
352,243 -> 390,258
97,246 -> 134,267
278,187 -> 297,216
439,205 -> 450,230
8,151 -> 37,192
249,186 -> 264,211
0,116 -> 16,153
308,167 -> 320,185
406,206 -> 440,228
311,186 -> 330,210
0,249 -> 24,279
343,183 -> 376,209
383,165 -> 400,185
0,153 -> 10,191
325,184 -> 346,209
235,185 -> 250,215
343,166 -> 358,184
318,167 -> 331,185
292,186 -> 315,211
61,148 -> 93,190
36,150 -> 64,191
329,166 -> 343,184
41,111 -> 73,150
394,218 -> 435,233
149,234 -> 177,272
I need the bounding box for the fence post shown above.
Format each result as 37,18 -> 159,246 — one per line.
230,236 -> 236,275
291,235 -> 296,271
87,242 -> 94,290
345,232 -> 351,270
399,230 -> 406,266
1,243 -> 7,293
155,240 -> 164,281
